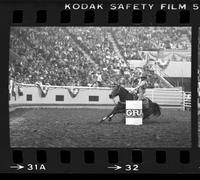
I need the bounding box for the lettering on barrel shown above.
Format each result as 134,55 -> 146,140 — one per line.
126,109 -> 143,118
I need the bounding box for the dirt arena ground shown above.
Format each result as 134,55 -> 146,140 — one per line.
10,107 -> 191,148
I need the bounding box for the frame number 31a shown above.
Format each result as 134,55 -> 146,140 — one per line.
27,164 -> 46,171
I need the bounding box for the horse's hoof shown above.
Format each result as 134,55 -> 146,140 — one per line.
99,119 -> 104,123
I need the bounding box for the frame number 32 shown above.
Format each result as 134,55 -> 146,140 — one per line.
125,164 -> 139,171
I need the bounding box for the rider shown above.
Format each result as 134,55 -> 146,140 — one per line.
119,78 -> 126,88
130,73 -> 148,100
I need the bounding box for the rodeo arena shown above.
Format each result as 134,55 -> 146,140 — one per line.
9,27 -> 191,147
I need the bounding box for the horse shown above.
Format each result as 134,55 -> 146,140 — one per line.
99,84 -> 161,123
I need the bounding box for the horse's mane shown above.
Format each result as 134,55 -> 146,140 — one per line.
119,85 -> 138,100
120,85 -> 130,94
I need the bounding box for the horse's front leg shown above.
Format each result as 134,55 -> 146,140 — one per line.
99,109 -> 116,123
108,112 -> 116,122
108,106 -> 125,122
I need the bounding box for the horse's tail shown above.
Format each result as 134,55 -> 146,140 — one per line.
152,103 -> 161,117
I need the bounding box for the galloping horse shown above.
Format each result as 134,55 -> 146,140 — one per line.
99,84 -> 161,123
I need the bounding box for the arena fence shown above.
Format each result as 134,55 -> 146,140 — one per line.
9,83 -> 190,111
183,91 -> 191,111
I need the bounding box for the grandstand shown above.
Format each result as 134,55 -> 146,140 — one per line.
9,27 -> 191,90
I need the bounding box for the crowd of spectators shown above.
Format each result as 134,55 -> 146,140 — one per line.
10,27 -> 190,88
67,27 -> 127,69
112,27 -> 191,60
10,27 -> 100,86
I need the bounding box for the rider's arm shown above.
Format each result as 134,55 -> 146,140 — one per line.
130,82 -> 140,92
130,84 -> 140,92
134,80 -> 145,90
130,87 -> 135,92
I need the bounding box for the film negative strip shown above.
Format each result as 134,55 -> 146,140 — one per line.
0,0 -> 200,174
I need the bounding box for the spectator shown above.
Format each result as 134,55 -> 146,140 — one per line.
10,27 -> 191,89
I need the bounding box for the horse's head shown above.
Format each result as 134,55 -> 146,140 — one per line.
109,84 -> 121,99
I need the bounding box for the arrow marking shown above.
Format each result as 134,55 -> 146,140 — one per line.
107,165 -> 122,170
10,164 -> 24,170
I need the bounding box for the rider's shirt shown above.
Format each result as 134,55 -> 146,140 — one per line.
133,78 -> 147,92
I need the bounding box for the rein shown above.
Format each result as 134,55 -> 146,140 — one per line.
112,98 -> 117,105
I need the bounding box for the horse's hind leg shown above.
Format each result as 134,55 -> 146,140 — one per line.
143,109 -> 151,120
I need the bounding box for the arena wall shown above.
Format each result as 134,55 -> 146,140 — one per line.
10,84 -> 115,105
9,84 -> 186,110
